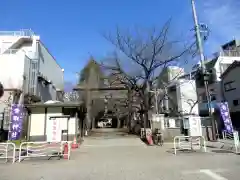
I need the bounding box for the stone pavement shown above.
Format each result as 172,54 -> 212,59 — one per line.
0,129 -> 240,180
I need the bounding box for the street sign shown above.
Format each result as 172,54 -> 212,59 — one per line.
189,116 -> 202,137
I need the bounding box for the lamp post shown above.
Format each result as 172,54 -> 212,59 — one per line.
190,0 -> 216,140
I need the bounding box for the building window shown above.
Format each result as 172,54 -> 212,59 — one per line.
211,95 -> 216,101
224,81 -> 236,92
233,99 -> 239,106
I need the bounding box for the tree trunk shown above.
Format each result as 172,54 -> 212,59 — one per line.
86,89 -> 92,133
127,89 -> 132,132
143,81 -> 151,129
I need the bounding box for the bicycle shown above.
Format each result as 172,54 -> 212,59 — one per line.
154,129 -> 164,146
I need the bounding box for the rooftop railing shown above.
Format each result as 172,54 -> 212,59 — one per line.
0,29 -> 35,37
219,50 -> 240,57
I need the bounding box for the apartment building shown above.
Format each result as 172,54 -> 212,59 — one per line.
157,39 -> 240,118
196,39 -> 240,116
0,30 -> 64,114
220,61 -> 240,128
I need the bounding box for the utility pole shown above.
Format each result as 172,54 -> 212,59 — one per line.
190,0 -> 217,140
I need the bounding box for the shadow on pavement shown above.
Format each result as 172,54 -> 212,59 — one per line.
210,149 -> 236,154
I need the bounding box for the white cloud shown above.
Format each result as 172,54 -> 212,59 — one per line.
199,0 -> 240,53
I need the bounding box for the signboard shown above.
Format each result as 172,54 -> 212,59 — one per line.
168,118 -> 176,128
233,131 -> 239,147
8,104 -> 24,140
47,117 -> 61,142
218,102 -> 233,133
189,116 -> 202,136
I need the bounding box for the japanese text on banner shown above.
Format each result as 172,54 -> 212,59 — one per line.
9,104 -> 24,140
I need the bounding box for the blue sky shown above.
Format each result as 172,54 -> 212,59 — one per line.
1,0 -> 240,84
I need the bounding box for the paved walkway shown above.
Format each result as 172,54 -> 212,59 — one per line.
0,129 -> 240,179
83,128 -> 145,147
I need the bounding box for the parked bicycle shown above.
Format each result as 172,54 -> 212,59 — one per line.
153,128 -> 164,146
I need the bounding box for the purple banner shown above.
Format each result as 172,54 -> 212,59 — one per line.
8,104 -> 24,140
218,102 -> 233,133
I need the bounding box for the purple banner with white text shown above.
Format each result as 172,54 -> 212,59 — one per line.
8,104 -> 24,140
217,102 -> 233,134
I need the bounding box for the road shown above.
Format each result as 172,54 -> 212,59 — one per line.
0,128 -> 239,180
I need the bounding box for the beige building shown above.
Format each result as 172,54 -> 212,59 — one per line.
25,101 -> 84,141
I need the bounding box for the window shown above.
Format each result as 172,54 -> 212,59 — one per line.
224,81 -> 236,92
211,95 -> 216,101
233,99 -> 239,106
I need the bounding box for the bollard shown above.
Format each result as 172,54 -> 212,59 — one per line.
71,136 -> 79,149
147,135 -> 154,145
63,143 -> 69,159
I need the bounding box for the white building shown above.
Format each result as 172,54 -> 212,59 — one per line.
0,30 -> 64,112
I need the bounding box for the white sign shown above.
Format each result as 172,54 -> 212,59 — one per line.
188,116 -> 202,137
168,118 -> 176,128
47,117 -> 61,142
233,131 -> 239,147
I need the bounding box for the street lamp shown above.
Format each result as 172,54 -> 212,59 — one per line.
190,0 -> 217,140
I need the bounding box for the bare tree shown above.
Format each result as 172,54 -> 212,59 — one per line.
101,20 -> 195,129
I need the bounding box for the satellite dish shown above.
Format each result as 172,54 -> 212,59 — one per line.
0,82 -> 4,98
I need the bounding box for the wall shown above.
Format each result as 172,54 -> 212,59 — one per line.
38,42 -> 64,91
163,127 -> 212,140
0,52 -> 25,90
20,37 -> 63,101
222,66 -> 240,112
30,108 -> 45,140
0,36 -> 21,53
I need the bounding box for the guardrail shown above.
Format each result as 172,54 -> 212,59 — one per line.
0,142 -> 16,163
221,130 -> 239,154
173,136 -> 206,155
18,141 -> 72,162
